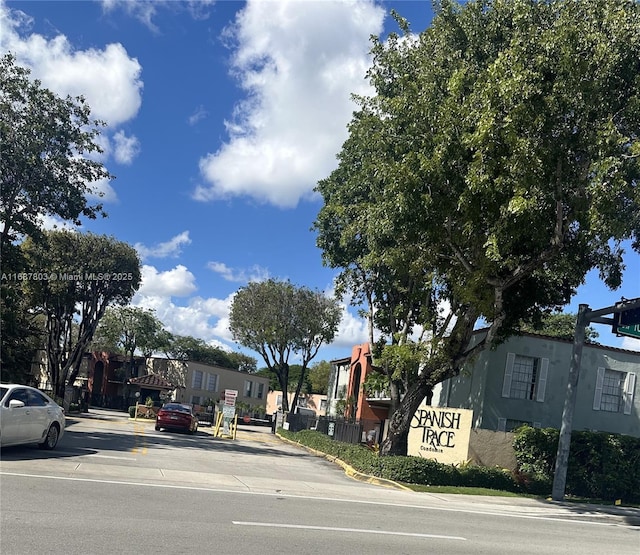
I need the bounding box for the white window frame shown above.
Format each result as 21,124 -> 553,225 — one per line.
594,368 -> 636,414
502,353 -> 548,402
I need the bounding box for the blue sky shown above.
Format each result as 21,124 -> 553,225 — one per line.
2,0 -> 638,365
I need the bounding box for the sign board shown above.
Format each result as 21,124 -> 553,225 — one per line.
222,405 -> 236,418
613,311 -> 640,339
224,389 -> 238,406
407,405 -> 473,465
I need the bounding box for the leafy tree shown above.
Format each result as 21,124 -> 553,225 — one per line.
93,306 -> 166,378
519,312 -> 599,342
228,351 -> 258,373
0,53 -> 111,382
229,279 -> 341,412
163,334 -> 256,371
0,53 -> 109,250
164,334 -> 226,366
308,360 -> 332,395
314,0 -> 640,455
21,231 -> 141,396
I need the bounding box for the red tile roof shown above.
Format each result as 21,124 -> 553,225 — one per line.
128,374 -> 175,389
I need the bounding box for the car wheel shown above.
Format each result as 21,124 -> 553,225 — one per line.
155,425 -> 161,431
38,423 -> 60,450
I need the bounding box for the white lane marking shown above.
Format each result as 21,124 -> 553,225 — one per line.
232,521 -> 466,540
46,451 -> 135,460
0,472 -> 633,529
87,454 -> 136,460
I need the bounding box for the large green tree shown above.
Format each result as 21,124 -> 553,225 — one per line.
519,312 -> 599,342
0,53 -> 109,249
21,231 -> 141,396
0,53 -> 111,381
229,280 -> 341,412
314,0 -> 640,455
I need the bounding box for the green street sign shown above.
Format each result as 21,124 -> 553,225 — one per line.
615,323 -> 640,339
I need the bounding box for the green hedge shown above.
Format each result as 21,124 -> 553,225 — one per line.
513,426 -> 640,503
278,429 -> 530,494
280,427 -> 638,502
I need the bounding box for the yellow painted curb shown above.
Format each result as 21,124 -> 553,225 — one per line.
276,433 -> 412,491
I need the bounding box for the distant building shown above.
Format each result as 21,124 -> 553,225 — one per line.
266,390 -> 328,416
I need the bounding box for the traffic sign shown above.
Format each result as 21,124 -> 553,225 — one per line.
613,310 -> 640,339
614,323 -> 640,339
619,306 -> 640,326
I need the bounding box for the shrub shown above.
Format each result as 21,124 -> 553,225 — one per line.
279,429 -> 521,492
513,426 -> 640,503
128,406 -> 136,418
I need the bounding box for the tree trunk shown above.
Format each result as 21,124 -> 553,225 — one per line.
380,378 -> 431,456
276,363 -> 290,412
290,363 -> 309,413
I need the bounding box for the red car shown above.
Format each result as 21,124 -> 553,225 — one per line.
155,403 -> 198,434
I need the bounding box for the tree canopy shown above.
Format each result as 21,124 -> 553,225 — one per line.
314,0 -> 640,455
21,231 -> 141,396
519,312 -> 599,342
229,279 -> 341,412
93,306 -> 166,372
0,53 -> 112,383
163,333 -> 257,372
0,53 -> 110,250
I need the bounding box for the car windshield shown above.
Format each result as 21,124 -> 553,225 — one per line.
162,404 -> 190,413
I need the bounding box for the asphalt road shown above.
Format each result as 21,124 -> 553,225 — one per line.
1,409 -> 638,555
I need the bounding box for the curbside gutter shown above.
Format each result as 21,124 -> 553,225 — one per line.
276,433 -> 412,491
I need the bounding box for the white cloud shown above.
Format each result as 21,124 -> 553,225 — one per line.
101,0 -> 160,33
132,289 -> 236,348
113,131 -> 141,165
188,105 -> 209,126
620,336 -> 640,352
135,232 -> 192,261
1,3 -> 143,127
101,0 -> 215,31
137,264 -> 197,297
207,261 -> 270,283
195,0 -> 385,207
1,1 -> 143,206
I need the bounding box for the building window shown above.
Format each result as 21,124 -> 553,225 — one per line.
320,399 -> 327,412
257,383 -> 264,399
502,353 -> 549,402
510,355 -> 538,400
192,370 -> 203,390
191,396 -> 200,406
594,367 -> 637,414
244,380 -> 252,397
207,373 -> 218,392
276,394 -> 282,405
601,370 -> 624,412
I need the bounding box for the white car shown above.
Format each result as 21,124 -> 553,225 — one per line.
0,384 -> 65,450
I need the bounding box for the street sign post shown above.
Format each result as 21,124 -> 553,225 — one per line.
552,296 -> 640,501
613,307 -> 640,339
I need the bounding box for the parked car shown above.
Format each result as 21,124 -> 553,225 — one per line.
0,384 -> 65,449
155,403 -> 198,434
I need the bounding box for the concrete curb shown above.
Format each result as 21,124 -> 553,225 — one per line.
275,433 -> 412,491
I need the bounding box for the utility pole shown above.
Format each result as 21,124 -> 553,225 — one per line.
551,304 -> 589,501
551,297 -> 640,501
